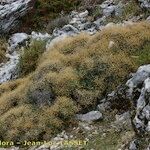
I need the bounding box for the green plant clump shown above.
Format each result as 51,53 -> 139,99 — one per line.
18,40 -> 46,77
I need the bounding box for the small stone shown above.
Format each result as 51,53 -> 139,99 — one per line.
146,121 -> 150,131
103,5 -> 116,17
108,41 -> 115,49
76,111 -> 103,122
102,133 -> 106,137
79,10 -> 89,18
62,24 -> 79,34
147,16 -> 150,21
97,102 -> 110,112
129,140 -> 138,150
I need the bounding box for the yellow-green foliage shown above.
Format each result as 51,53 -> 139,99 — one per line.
0,38 -> 7,63
0,22 -> 150,142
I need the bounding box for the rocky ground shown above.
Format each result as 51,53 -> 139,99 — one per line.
0,0 -> 150,150
13,64 -> 149,150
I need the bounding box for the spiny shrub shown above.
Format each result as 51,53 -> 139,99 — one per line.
0,38 -> 7,63
18,40 -> 46,77
0,22 -> 150,142
46,16 -> 70,33
136,43 -> 150,65
121,0 -> 142,20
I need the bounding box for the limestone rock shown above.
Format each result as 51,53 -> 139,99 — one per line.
76,111 -> 103,122
0,0 -> 35,33
138,0 -> 150,9
129,140 -> 138,150
8,33 -> 29,50
126,65 -> 150,134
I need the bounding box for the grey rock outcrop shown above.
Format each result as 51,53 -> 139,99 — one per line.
0,0 -> 35,34
117,65 -> 150,135
103,65 -> 150,148
0,33 -> 29,84
126,65 -> 150,133
8,33 -> 29,50
138,0 -> 150,9
126,65 -> 150,95
100,0 -> 123,17
76,111 -> 103,122
132,77 -> 150,133
129,139 -> 138,150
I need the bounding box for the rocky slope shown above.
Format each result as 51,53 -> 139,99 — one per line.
0,0 -> 150,150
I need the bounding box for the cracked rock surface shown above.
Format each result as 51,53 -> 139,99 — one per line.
0,0 -> 35,34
